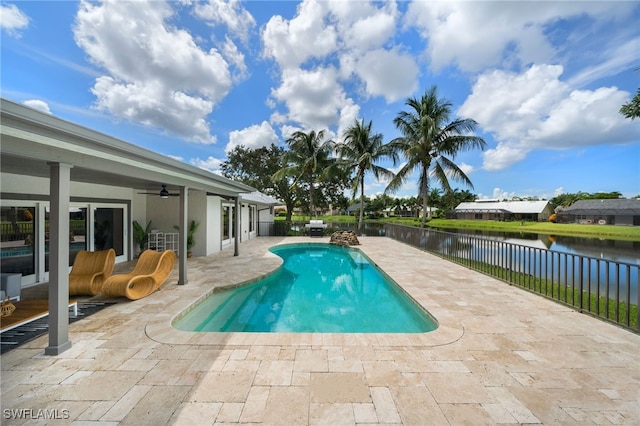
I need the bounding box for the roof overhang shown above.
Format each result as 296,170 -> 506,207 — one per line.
240,191 -> 280,206
455,208 -> 511,214
0,99 -> 255,197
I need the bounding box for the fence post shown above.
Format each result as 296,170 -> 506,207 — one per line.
508,243 -> 512,284
636,267 -> 639,332
577,257 -> 583,312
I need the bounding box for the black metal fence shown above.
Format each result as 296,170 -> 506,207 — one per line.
383,223 -> 639,333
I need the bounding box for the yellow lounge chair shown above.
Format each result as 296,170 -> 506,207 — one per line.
69,249 -> 116,296
100,250 -> 176,300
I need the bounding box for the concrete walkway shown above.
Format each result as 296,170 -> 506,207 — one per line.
1,237 -> 638,425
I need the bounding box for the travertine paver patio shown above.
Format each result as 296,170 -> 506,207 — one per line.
1,236 -> 639,425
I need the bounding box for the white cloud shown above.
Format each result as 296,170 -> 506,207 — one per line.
221,36 -> 248,81
91,77 -> 217,144
363,180 -> 388,194
190,156 -> 224,174
74,0 -> 233,143
262,0 -> 337,69
271,66 -> 350,131
553,187 -> 565,197
263,0 -> 416,135
406,1 -> 633,73
0,4 -> 29,37
458,162 -> 474,177
193,0 -> 256,43
492,188 -> 516,201
225,121 -> 278,153
327,0 -> 398,52
354,48 -> 418,103
23,100 -> 51,114
481,143 -> 530,172
336,101 -> 361,141
568,37 -> 640,87
459,64 -> 638,171
280,125 -> 303,141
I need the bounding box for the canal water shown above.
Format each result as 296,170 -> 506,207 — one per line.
440,229 -> 640,265
375,223 -> 639,304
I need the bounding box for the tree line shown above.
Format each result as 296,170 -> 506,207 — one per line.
222,85 -> 487,230
221,84 -> 635,228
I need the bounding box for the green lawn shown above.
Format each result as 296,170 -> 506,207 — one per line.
425,218 -> 640,242
276,215 -> 640,241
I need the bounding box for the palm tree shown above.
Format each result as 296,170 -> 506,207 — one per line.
273,130 -> 335,217
337,119 -> 396,233
428,187 -> 443,213
386,86 -> 487,227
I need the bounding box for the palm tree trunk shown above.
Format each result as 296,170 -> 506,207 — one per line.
420,168 -> 429,228
309,173 -> 315,217
359,175 -> 365,235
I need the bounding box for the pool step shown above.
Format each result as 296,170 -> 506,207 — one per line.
199,286 -> 262,331
348,251 -> 367,265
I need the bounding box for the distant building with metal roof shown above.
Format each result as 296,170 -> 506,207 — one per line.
556,199 -> 640,226
451,200 -> 555,222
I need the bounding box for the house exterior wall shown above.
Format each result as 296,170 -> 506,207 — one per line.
188,191 -> 207,257
144,190 -> 212,256
258,207 -> 274,223
240,203 -> 248,242
206,196 -> 222,255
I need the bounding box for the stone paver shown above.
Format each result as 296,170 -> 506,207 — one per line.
1,236 -> 639,425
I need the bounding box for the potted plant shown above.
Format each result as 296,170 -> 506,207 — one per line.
132,220 -> 152,257
174,220 -> 199,257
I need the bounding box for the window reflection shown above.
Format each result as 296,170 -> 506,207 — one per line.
0,206 -> 36,276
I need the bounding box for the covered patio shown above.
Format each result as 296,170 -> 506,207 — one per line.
2,237 -> 639,424
1,99 -> 254,355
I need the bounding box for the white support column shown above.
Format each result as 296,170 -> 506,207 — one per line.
45,162 -> 73,356
234,196 -> 240,256
178,186 -> 188,285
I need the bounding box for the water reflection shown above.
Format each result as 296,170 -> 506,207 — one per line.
439,228 -> 640,265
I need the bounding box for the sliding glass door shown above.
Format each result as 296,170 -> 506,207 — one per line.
1,201 -> 128,285
93,206 -> 126,261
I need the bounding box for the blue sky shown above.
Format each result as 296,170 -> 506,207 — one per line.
2,0 -> 639,200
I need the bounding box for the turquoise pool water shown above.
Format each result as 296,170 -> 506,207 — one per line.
173,244 -> 438,333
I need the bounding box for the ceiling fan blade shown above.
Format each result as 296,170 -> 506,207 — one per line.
137,185 -> 180,197
136,192 -> 181,196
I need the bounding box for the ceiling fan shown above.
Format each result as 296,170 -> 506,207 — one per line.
138,184 -> 180,198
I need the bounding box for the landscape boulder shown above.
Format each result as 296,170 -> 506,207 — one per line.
329,230 -> 360,246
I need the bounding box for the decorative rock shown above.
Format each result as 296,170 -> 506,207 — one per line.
329,230 -> 360,246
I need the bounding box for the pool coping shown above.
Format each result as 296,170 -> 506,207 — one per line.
145,238 -> 465,348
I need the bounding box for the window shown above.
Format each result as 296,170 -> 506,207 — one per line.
0,206 -> 36,276
223,205 -> 230,240
45,206 -> 88,269
94,207 -> 124,255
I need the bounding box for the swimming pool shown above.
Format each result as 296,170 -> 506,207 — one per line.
173,243 -> 438,333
